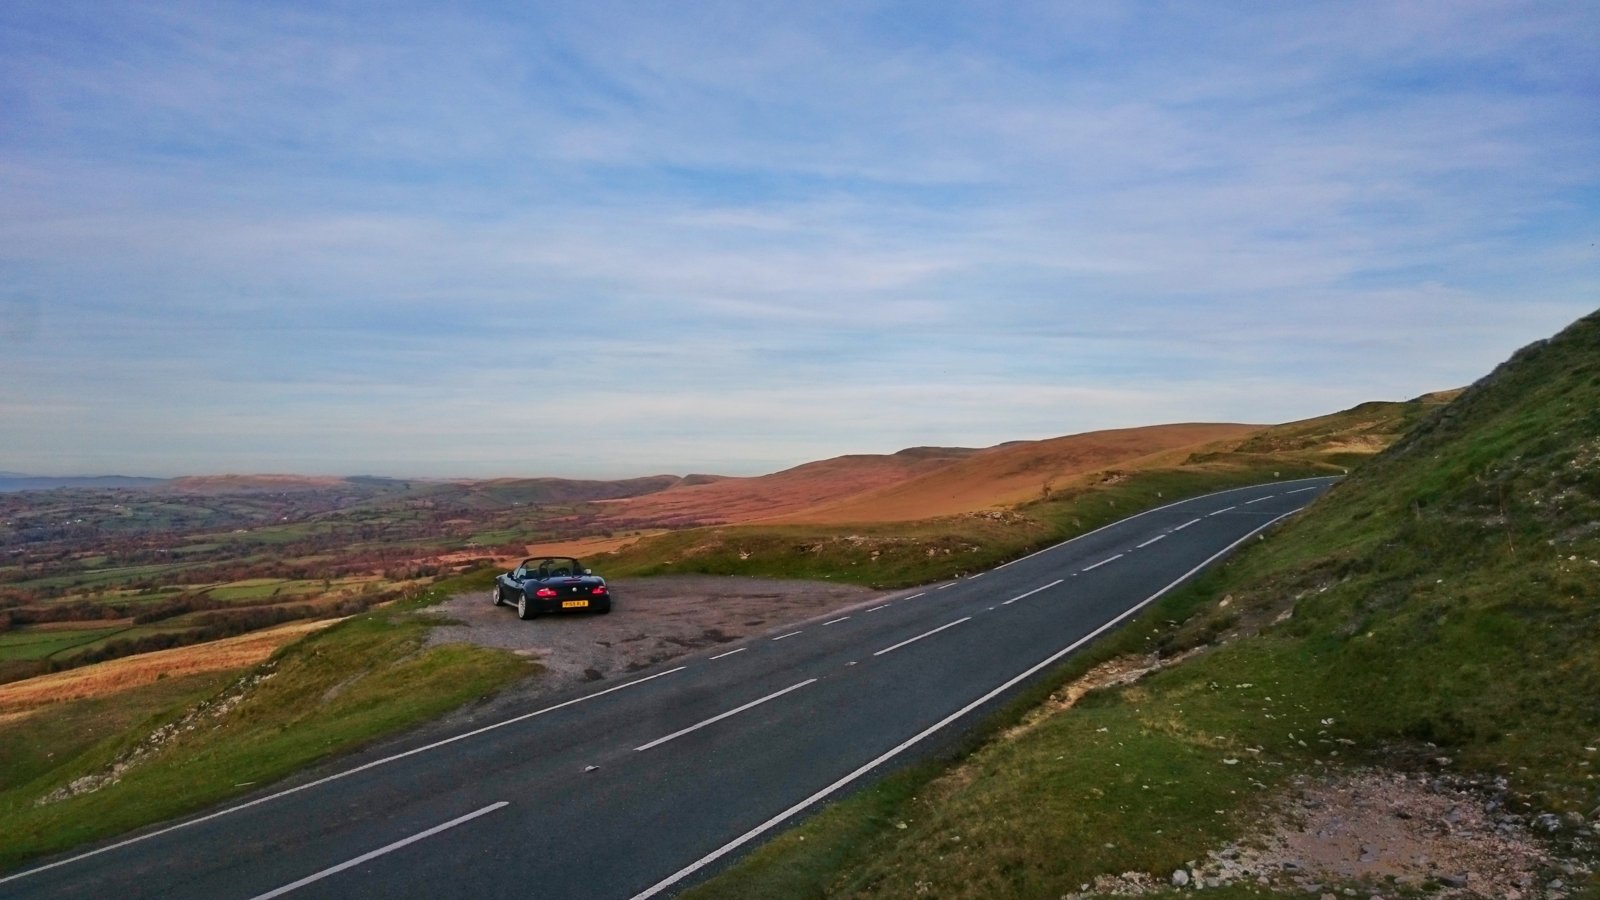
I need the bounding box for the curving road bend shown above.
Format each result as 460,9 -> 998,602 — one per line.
0,477 -> 1336,900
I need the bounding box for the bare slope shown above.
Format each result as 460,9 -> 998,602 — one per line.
596,447 -> 979,526
776,423 -> 1260,524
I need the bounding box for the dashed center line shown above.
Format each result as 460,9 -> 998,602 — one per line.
1285,485 -> 1319,494
1173,518 -> 1202,531
771,631 -> 803,642
1136,534 -> 1166,549
1207,506 -> 1237,516
1000,579 -> 1065,605
936,582 -> 958,591
1244,495 -> 1273,504
864,604 -> 890,613
967,573 -> 985,581
903,592 -> 926,600
822,616 -> 850,626
1082,554 -> 1124,572
873,617 -> 971,656
249,802 -> 509,900
709,647 -> 746,660
636,679 -> 818,752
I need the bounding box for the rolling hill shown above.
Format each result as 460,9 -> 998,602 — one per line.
689,309 -> 1600,898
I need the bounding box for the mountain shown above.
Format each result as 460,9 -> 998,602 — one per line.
708,308 -> 1600,897
0,474 -> 168,493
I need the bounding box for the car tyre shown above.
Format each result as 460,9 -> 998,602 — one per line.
517,594 -> 537,620
594,599 -> 612,615
491,585 -> 503,607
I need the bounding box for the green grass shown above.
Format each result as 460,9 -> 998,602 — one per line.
0,627 -> 131,661
0,586 -> 532,870
689,311 -> 1600,898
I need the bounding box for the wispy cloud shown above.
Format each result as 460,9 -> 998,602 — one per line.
1,1 -> 1595,476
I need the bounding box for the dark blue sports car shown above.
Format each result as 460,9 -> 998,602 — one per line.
492,556 -> 612,620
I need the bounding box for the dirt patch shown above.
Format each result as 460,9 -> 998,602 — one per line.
426,575 -> 885,696
1001,651 -> 1200,744
1069,769 -> 1594,898
0,619 -> 341,716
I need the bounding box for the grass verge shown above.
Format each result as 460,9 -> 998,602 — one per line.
0,578 -> 531,872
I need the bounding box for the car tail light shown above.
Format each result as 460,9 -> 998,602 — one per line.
535,587 -> 558,598
592,585 -> 608,595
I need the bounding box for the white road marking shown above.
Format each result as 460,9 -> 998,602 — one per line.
904,592 -> 927,600
1136,534 -> 1166,549
1207,506 -> 1237,516
709,648 -> 745,660
822,616 -> 850,626
1285,486 -> 1319,494
872,617 -> 971,657
249,802 -> 508,900
967,573 -> 984,580
1173,518 -> 1201,531
0,666 -> 687,887
1082,553 -> 1124,572
1244,495 -> 1273,504
772,631 -> 803,642
1000,579 -> 1065,606
936,582 -> 958,591
629,505 -> 1309,900
865,604 -> 890,612
990,476 -> 1334,571
635,679 -> 818,752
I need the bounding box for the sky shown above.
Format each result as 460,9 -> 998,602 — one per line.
1,1 -> 1597,479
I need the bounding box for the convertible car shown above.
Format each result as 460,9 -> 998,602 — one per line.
492,556 -> 612,620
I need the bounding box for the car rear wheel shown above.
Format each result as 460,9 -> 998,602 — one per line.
517,594 -> 537,620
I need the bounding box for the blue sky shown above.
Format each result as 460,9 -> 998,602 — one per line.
2,1 -> 1596,478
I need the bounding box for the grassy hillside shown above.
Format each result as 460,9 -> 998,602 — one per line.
773,423 -> 1260,524
689,311 -> 1600,898
0,577 -> 529,870
598,400 -> 1442,589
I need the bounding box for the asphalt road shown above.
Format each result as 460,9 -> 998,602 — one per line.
1,477 -> 1336,900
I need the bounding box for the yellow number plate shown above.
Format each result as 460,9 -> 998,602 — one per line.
561,599 -> 589,609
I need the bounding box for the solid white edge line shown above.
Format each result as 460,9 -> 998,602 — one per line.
772,631 -> 803,642
1207,505 -> 1238,516
991,476 -> 1335,571
0,667 -> 688,886
821,616 -> 850,626
628,505 -> 1307,900
1172,518 -> 1202,531
635,679 -> 818,752
999,578 -> 1065,606
4,479 -> 1338,889
248,802 -> 508,900
1135,534 -> 1167,549
709,648 -> 746,660
1082,553 -> 1124,572
871,617 -> 972,657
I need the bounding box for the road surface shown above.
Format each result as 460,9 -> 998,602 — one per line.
1,477 -> 1335,900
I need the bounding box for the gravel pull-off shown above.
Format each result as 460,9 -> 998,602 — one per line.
427,575 -> 886,697
1066,768 -> 1594,899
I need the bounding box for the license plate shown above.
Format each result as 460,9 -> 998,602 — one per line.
561,600 -> 589,609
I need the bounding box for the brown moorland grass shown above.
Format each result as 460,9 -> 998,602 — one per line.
774,422 -> 1261,524
0,618 -> 341,714
596,447 -> 978,526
